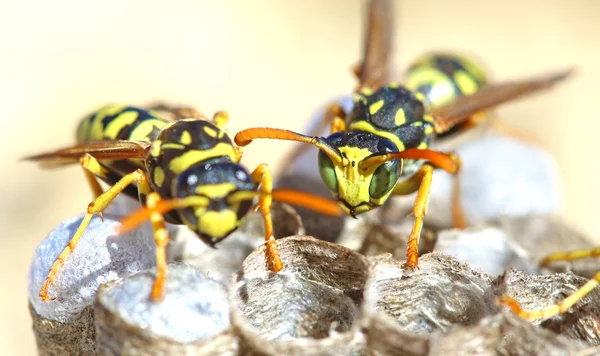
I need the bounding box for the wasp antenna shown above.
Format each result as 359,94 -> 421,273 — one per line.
360,148 -> 460,174
233,127 -> 346,165
271,189 -> 344,217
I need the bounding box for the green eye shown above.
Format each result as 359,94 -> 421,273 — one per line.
318,151 -> 338,193
369,161 -> 400,199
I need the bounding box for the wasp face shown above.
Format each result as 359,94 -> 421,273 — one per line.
174,160 -> 256,246
317,131 -> 402,217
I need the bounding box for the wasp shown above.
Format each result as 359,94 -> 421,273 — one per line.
26,104 -> 342,301
232,0 -> 591,321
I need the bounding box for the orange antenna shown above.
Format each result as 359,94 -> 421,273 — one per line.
235,128 -> 348,166
360,148 -> 460,173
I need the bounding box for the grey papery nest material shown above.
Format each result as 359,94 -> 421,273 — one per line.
28,132 -> 600,355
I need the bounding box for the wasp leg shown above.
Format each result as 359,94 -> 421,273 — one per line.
391,151 -> 461,270
81,154 -> 107,199
450,171 -> 467,229
251,163 -> 284,272
540,247 -> 600,267
499,271 -> 600,321
39,168 -> 152,302
391,164 -> 434,270
212,111 -> 229,129
144,192 -> 170,301
326,103 -> 347,134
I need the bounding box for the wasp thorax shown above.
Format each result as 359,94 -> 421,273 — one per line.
350,85 -> 426,130
174,160 -> 256,246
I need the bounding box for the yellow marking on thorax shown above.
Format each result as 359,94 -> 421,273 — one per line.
197,209 -> 238,238
423,114 -> 435,123
129,118 -> 167,141
195,182 -> 237,198
369,100 -> 384,115
394,108 -> 406,126
349,121 -> 405,151
203,126 -> 218,138
388,81 -> 399,88
162,143 -> 186,150
414,92 -> 426,103
180,130 -> 192,145
151,140 -> 162,157
105,111 -> 139,140
168,143 -> 239,174
418,142 -> 428,149
153,166 -> 166,187
453,70 -> 479,95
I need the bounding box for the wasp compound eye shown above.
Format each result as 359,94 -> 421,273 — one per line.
369,160 -> 400,199
318,150 -> 338,194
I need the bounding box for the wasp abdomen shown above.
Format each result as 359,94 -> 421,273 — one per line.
404,53 -> 488,109
76,105 -> 168,144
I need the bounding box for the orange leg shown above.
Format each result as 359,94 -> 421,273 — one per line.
389,150 -> 461,269
499,270 -> 600,321
391,164 -> 434,269
145,192 -> 170,301
451,171 -> 467,229
39,168 -> 152,301
251,163 -> 283,272
540,247 -> 600,267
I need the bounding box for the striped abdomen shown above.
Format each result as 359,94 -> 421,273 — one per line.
404,53 -> 487,109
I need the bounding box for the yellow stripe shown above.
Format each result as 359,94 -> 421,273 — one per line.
453,70 -> 479,95
129,118 -> 167,141
203,126 -> 218,138
162,143 -> 186,150
105,111 -> 139,140
195,182 -> 236,198
168,142 -> 239,174
151,140 -> 162,157
349,121 -> 405,151
89,105 -> 128,140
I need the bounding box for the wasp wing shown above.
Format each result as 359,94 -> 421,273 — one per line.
23,140 -> 151,168
356,0 -> 394,90
430,69 -> 573,134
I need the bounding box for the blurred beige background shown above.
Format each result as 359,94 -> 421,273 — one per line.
1,0 -> 599,353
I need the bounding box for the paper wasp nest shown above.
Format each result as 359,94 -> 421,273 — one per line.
28,127 -> 600,355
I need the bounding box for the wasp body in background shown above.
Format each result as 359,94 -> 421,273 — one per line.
233,0 -> 580,320
26,104 -> 341,301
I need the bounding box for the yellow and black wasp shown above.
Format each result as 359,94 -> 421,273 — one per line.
232,0 -> 593,320
26,104 -> 342,301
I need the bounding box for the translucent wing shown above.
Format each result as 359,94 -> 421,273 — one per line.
356,0 -> 394,90
23,140 -> 151,168
430,69 -> 573,134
